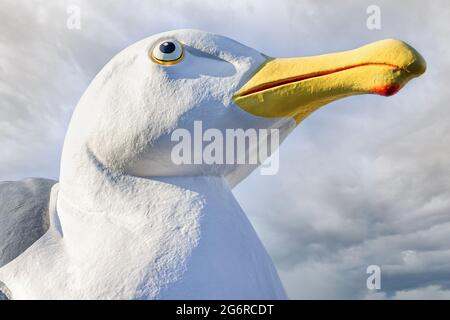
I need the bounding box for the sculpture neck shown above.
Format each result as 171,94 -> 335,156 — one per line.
58,144 -> 235,227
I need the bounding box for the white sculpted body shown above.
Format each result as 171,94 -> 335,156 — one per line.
0,171 -> 286,299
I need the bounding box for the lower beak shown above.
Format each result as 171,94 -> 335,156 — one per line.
233,39 -> 426,123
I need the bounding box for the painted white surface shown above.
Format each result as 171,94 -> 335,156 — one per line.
0,30 -> 292,299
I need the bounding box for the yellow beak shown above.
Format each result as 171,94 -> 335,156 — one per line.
233,39 -> 426,124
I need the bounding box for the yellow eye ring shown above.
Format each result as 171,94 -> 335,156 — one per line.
150,40 -> 184,66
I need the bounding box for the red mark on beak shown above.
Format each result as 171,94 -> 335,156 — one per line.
371,84 -> 401,96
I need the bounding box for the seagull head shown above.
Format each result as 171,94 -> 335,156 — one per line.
61,29 -> 426,187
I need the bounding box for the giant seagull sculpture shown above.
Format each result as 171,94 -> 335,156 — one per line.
0,29 -> 425,299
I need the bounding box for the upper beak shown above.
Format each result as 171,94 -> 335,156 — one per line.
233,39 -> 426,123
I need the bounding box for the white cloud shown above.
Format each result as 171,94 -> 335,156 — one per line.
365,285 -> 450,300
392,285 -> 450,300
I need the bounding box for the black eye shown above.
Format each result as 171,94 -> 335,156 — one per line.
151,39 -> 184,65
160,42 -> 176,54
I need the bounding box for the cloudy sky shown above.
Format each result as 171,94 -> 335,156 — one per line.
1,0 -> 449,299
